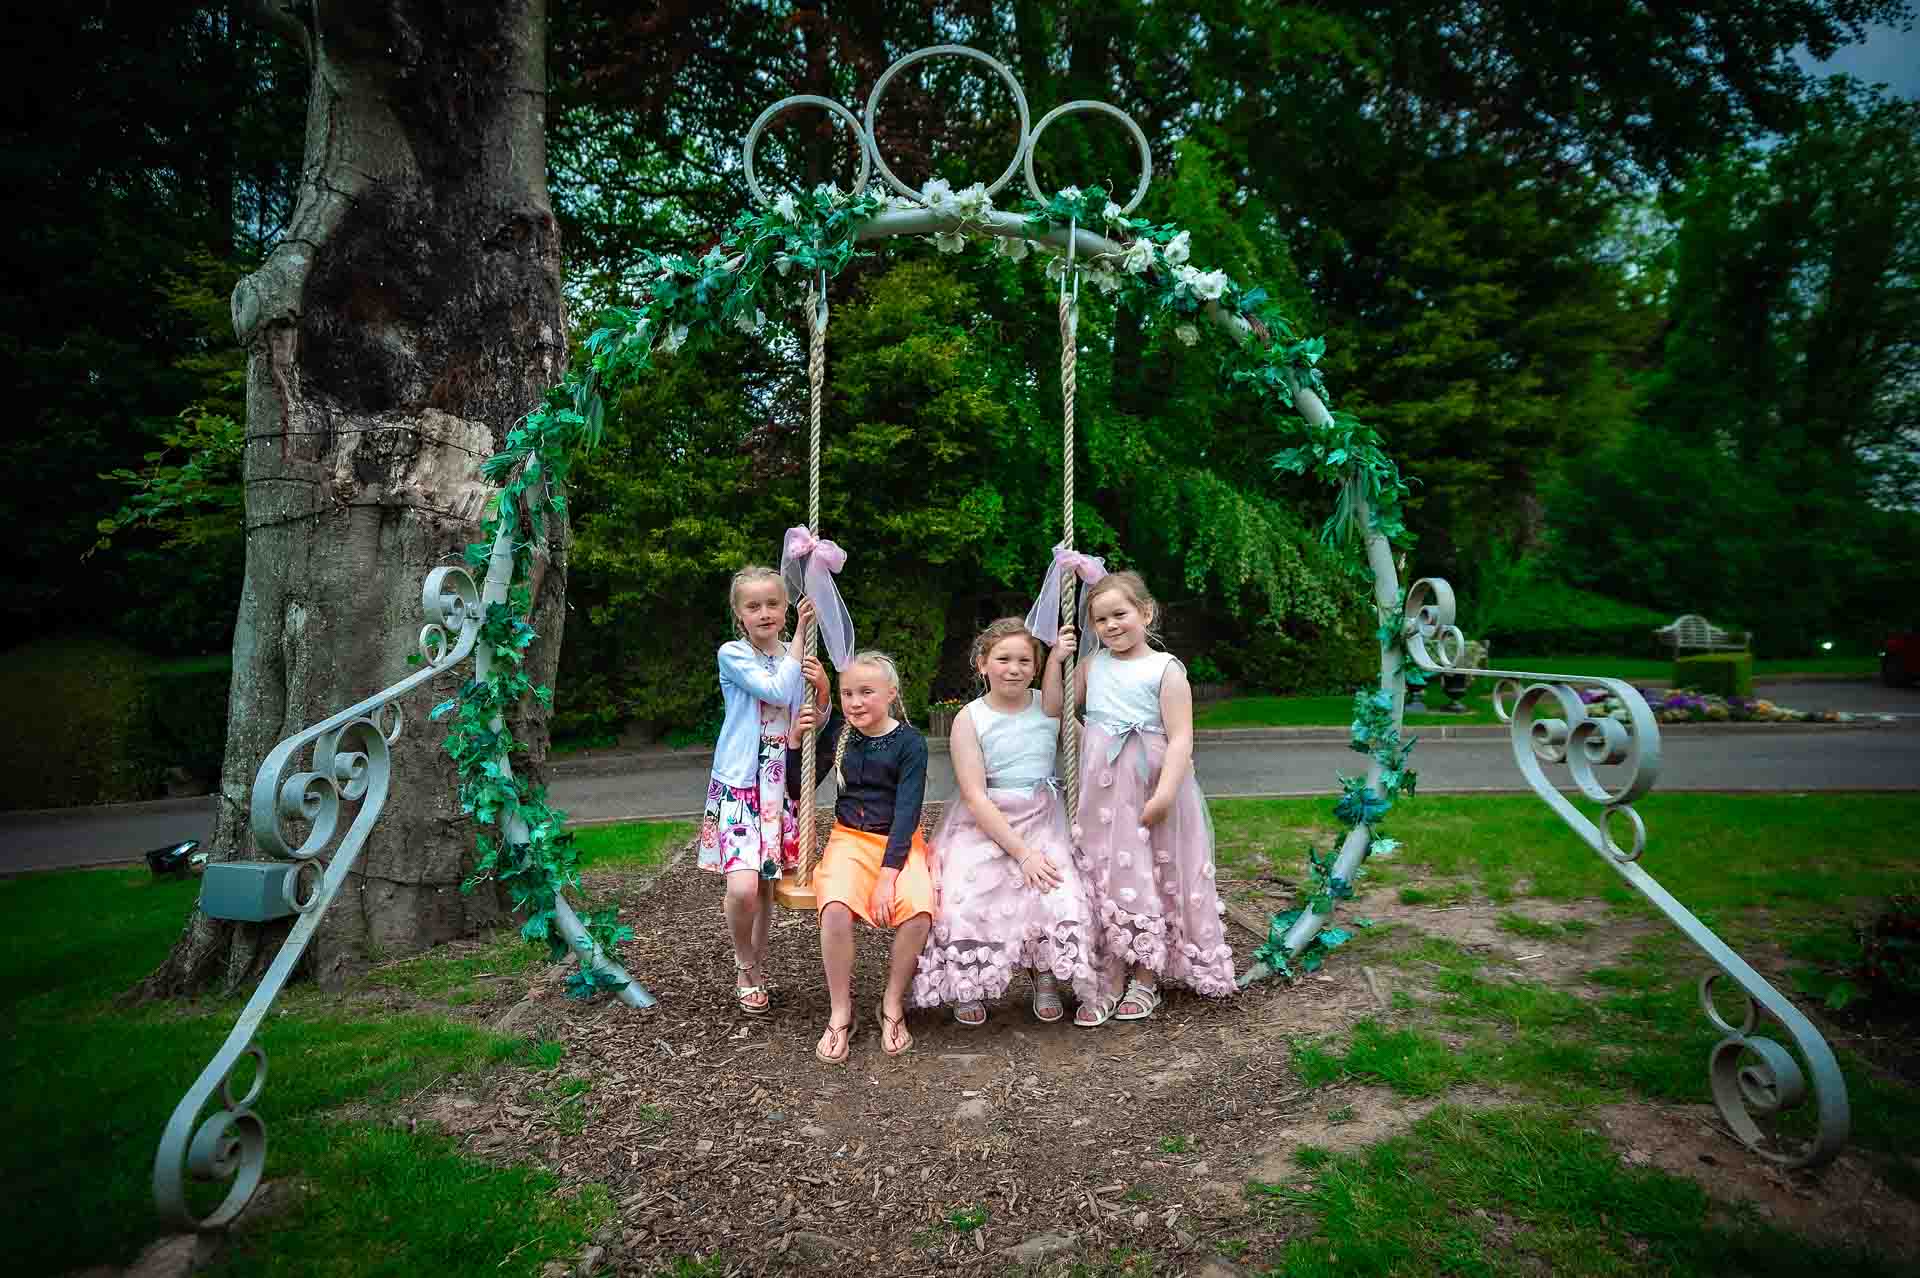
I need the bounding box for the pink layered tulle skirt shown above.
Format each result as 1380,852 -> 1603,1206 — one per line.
1074,723 -> 1237,998
912,785 -> 1108,1011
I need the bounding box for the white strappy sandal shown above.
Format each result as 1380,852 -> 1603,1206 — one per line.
733,956 -> 770,1016
1113,978 -> 1161,1021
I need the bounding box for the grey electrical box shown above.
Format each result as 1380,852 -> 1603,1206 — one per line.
200,862 -> 299,922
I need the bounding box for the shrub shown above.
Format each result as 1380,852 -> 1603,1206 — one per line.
1216,621 -> 1376,694
0,635 -> 228,809
1476,582 -> 1674,656
133,659 -> 230,786
1673,652 -> 1753,697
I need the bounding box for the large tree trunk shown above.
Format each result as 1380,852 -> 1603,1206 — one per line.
141,0 -> 566,998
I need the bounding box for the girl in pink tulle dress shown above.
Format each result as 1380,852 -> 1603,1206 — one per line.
1066,572 -> 1236,1026
913,618 -> 1106,1026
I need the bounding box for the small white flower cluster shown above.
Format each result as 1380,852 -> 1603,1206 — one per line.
1174,263 -> 1231,301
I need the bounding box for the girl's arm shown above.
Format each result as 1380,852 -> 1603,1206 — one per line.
876,732 -> 929,875
786,704 -> 842,800
1142,661 -> 1194,827
1040,625 -> 1078,718
718,641 -> 803,705
787,598 -> 818,665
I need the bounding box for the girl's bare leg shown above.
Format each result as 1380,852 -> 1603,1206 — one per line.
819,902 -> 856,1036
879,913 -> 930,1052
724,870 -> 767,1010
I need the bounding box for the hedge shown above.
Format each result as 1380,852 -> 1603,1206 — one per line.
0,637 -> 229,810
1674,652 -> 1754,698
1477,582 -> 1680,657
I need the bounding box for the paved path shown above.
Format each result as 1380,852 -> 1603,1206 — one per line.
5,720 -> 1915,875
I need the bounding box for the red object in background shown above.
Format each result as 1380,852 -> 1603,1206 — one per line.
1882,633 -> 1920,687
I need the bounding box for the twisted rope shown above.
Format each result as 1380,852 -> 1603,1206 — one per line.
1059,224 -> 1081,818
797,277 -> 827,888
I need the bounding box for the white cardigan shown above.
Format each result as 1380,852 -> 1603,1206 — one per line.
709,640 -> 807,788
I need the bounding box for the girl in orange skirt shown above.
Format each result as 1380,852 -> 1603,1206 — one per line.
789,650 -> 932,1063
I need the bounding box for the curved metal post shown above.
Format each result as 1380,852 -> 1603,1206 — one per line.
1399,579 -> 1848,1168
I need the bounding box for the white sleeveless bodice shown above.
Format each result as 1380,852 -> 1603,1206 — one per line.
966,691 -> 1059,791
1085,649 -> 1175,731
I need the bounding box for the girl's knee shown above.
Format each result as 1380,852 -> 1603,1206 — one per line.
820,902 -> 853,933
725,873 -> 763,909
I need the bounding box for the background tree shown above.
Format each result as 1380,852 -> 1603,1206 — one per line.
140,0 -> 571,995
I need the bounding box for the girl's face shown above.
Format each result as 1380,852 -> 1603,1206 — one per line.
1090,588 -> 1152,655
839,662 -> 896,731
978,634 -> 1037,698
733,579 -> 788,647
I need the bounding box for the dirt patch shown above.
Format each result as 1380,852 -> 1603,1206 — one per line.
1597,1102 -> 1920,1263
343,843 -> 1919,1273
1245,1084 -> 1510,1183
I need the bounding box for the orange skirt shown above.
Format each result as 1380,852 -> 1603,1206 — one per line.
814,822 -> 934,928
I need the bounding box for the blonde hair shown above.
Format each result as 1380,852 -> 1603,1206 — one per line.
832,649 -> 909,786
1085,570 -> 1164,646
726,563 -> 788,641
969,616 -> 1042,695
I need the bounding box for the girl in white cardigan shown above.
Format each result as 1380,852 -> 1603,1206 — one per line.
698,564 -> 822,1015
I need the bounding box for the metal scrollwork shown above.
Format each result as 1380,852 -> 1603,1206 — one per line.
1404,576 -> 1849,1167
155,567 -> 480,1229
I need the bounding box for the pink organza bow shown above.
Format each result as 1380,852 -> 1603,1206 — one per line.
781,525 -> 856,669
1024,541 -> 1108,644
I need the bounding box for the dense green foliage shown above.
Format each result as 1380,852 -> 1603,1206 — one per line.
22,0 -> 1920,720
0,638 -> 229,810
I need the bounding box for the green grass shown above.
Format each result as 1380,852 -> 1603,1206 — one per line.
575,818 -> 696,869
0,865 -> 614,1275
1210,794 -> 1920,921
1192,651 -> 1878,731
1194,687 -> 1502,729
1257,1105 -> 1901,1276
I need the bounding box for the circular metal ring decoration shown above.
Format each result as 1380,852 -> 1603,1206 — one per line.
1022,99 -> 1153,212
743,94 -> 874,208
863,44 -> 1032,200
1699,970 -> 1761,1036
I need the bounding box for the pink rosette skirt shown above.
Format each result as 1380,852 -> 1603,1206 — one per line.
912,785 -> 1107,1012
1074,723 -> 1237,998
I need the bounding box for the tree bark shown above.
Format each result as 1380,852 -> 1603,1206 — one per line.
140,0 -> 566,998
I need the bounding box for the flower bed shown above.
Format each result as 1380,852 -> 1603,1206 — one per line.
1574,686 -> 1858,724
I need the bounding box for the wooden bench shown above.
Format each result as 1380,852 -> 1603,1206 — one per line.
1653,614 -> 1748,655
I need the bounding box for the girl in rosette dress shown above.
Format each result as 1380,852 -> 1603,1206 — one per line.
912,618 -> 1106,1027
1064,571 -> 1236,1026
696,565 -> 821,1016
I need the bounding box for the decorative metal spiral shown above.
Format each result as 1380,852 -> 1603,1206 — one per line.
1402,576 -> 1849,1167
156,565 -> 481,1229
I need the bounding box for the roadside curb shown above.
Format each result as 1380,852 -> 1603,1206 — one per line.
546,717 -> 1908,776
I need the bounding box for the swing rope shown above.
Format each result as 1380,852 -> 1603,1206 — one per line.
796,272 -> 829,890
1058,221 -> 1082,819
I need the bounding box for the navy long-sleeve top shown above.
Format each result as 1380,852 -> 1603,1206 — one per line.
787,708 -> 928,870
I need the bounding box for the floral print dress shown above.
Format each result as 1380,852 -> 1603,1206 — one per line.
698,663 -> 800,879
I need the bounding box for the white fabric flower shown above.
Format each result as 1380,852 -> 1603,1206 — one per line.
660,324 -> 689,354
921,177 -> 954,209
997,237 -> 1032,262
1174,322 -> 1200,347
733,308 -> 766,335
1045,254 -> 1071,283
1163,230 -> 1191,265
1191,268 -> 1230,301
889,193 -> 918,211
773,252 -> 795,277
1058,185 -> 1082,202
1089,264 -> 1122,296
772,192 -> 800,223
1119,238 -> 1154,274
1102,200 -> 1126,225
932,229 -> 967,254
953,182 -> 993,219
813,181 -> 844,205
